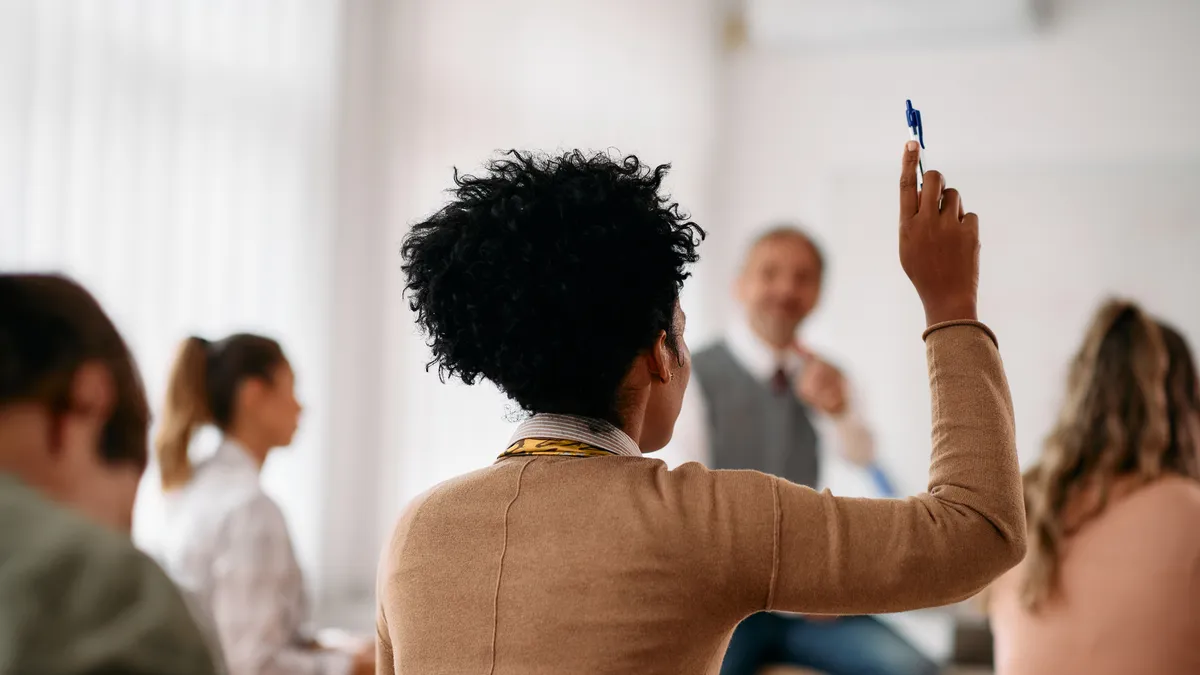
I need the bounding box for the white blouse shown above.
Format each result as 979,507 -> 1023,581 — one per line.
148,440 -> 351,675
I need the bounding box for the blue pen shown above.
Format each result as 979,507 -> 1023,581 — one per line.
905,100 -> 925,191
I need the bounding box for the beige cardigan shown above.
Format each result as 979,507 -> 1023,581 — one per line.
376,321 -> 1026,674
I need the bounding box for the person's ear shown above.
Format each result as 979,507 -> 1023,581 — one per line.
70,360 -> 115,428
237,377 -> 268,411
650,330 -> 672,384
50,361 -> 115,455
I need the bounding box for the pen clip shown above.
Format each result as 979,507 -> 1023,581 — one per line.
905,100 -> 924,149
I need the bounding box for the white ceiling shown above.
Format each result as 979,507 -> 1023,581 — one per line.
743,0 -> 1046,49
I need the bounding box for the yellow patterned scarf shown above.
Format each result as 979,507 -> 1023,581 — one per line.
499,437 -> 617,459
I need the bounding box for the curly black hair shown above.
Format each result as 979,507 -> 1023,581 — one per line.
401,150 -> 705,427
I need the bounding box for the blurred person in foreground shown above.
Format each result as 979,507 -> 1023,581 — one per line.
375,142 -> 1025,674
986,300 -> 1200,675
657,225 -> 936,675
140,333 -> 373,675
0,273 -> 219,675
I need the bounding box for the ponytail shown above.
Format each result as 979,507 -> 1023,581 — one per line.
156,336 -> 211,490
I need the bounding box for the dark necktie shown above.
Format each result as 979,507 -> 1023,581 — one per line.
770,367 -> 789,396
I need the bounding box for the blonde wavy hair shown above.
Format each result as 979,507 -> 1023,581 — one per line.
1021,299 -> 1200,610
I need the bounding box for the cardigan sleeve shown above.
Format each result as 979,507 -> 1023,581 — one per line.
696,322 -> 1026,616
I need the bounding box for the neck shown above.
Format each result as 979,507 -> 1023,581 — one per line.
617,393 -> 649,448
0,407 -> 49,483
0,409 -> 114,527
224,429 -> 271,469
745,316 -> 797,353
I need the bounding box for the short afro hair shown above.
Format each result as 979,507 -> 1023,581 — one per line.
401,150 -> 705,427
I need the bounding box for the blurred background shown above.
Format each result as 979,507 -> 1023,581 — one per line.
1,0 -> 1198,665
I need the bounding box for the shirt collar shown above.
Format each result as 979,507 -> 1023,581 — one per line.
725,312 -> 805,383
508,413 -> 642,458
212,438 -> 262,475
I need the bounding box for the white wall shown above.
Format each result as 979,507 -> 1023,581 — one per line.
315,0 -> 392,619
715,0 -> 1200,496
0,0 -> 346,597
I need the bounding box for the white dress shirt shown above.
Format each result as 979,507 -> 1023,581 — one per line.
146,440 -> 352,675
657,316 -> 875,479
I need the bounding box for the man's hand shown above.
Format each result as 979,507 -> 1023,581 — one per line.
349,643 -> 375,675
315,630 -> 375,675
792,344 -> 848,416
898,141 -> 980,327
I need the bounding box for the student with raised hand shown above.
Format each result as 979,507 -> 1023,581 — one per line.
0,273 -> 219,675
144,334 -> 372,675
987,302 -> 1200,675
376,141 -> 1025,674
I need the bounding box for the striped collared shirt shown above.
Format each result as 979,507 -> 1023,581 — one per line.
507,413 -> 642,458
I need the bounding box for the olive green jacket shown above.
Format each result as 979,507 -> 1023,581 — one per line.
0,473 -> 219,675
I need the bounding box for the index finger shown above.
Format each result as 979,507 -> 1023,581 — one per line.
899,141 -> 920,218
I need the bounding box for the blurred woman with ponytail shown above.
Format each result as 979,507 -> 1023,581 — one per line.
987,300 -> 1200,675
145,333 -> 373,675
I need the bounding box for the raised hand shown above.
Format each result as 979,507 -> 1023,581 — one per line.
898,141 -> 980,327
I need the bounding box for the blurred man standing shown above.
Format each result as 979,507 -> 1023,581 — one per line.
659,226 -> 936,675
